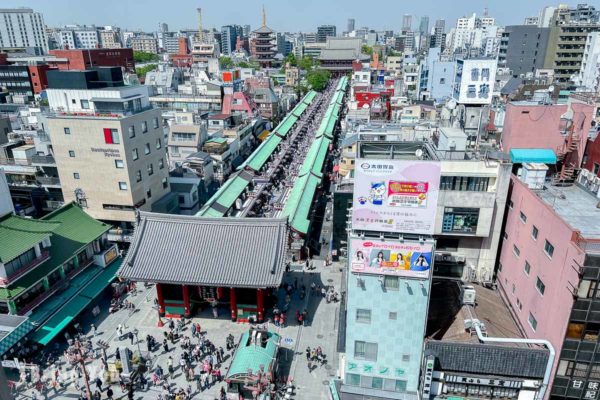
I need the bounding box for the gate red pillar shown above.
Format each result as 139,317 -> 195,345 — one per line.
182,285 -> 191,317
230,287 -> 237,322
257,288 -> 265,323
156,283 -> 165,316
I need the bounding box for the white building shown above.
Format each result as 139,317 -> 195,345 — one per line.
449,13 -> 498,55
576,32 -> 600,93
130,36 -> 158,54
0,8 -> 48,54
0,170 -> 14,216
57,26 -> 100,49
453,58 -> 497,105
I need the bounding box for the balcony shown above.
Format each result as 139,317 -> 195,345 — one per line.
36,176 -> 61,187
0,250 -> 50,287
31,154 -> 56,166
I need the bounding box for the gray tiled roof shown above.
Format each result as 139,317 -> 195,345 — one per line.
118,212 -> 289,288
425,341 -> 549,379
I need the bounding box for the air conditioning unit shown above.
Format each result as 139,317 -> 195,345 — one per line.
460,285 -> 477,305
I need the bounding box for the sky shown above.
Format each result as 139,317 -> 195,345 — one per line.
18,0 -> 590,32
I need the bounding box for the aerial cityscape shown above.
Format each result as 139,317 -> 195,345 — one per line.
0,2 -> 599,400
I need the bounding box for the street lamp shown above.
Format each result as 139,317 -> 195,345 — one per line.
65,339 -> 92,400
133,328 -> 141,355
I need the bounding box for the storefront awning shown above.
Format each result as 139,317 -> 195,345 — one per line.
31,259 -> 122,346
509,148 -> 557,164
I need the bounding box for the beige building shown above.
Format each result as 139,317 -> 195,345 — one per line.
285,66 -> 299,86
45,69 -> 170,223
130,36 -> 158,54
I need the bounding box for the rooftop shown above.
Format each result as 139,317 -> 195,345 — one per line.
537,183 -> 600,240
427,281 -> 526,346
118,213 -> 289,289
0,213 -> 60,264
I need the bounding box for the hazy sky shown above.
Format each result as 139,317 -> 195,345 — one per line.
18,0 -> 589,32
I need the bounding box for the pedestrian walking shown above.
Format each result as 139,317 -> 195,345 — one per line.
106,387 -> 113,399
212,305 -> 218,318
305,347 -> 311,361
163,339 -> 169,353
95,377 -> 102,392
90,323 -> 97,336
129,331 -> 134,345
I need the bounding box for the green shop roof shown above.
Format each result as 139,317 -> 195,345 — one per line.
240,134 -> 283,172
0,203 -> 111,300
0,214 -> 60,263
273,115 -> 297,137
227,330 -> 281,380
302,90 -> 317,105
282,173 -> 322,234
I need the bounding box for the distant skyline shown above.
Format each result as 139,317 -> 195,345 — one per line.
13,0 -> 591,32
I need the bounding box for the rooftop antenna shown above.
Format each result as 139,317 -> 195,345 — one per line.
196,7 -> 203,43
262,5 -> 267,27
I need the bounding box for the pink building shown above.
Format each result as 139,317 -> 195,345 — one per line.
501,102 -> 594,168
498,174 -> 600,397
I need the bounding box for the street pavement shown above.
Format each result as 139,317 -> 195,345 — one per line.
15,259 -> 344,400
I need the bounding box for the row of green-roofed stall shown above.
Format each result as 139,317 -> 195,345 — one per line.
197,90 -> 318,217
282,77 -> 349,234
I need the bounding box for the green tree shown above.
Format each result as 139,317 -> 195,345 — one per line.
298,56 -> 315,70
133,51 -> 159,63
306,69 -> 331,91
284,53 -> 297,67
361,45 -> 373,56
136,64 -> 157,78
219,56 -> 234,70
237,61 -> 251,68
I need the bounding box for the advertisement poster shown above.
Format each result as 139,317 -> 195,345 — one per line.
350,239 -> 433,279
352,159 -> 441,234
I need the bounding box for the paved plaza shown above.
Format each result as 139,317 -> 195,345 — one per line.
14,254 -> 344,400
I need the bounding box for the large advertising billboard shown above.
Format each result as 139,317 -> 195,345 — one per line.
350,239 -> 433,279
352,159 -> 441,234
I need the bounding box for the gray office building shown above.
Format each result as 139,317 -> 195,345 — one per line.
317,25 -> 337,43
347,18 -> 355,33
419,16 -> 430,34
220,25 -> 238,55
498,25 -> 550,77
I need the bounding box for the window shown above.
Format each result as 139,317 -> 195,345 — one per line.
395,380 -> 407,393
132,148 -> 139,161
153,117 -> 159,129
356,309 -> 371,324
345,373 -> 360,386
80,99 -> 89,109
144,143 -> 151,155
147,163 -> 154,176
536,277 -> 546,295
156,138 -> 162,149
566,322 -> 585,339
128,125 -> 135,138
384,276 -> 399,291
440,78 -> 445,84
162,177 -> 168,189
354,341 -> 378,361
371,377 -> 383,390
467,85 -> 477,98
519,211 -> 527,223
508,200 -> 513,209
64,127 -> 71,135
172,132 -> 196,141
439,176 -> 489,192
401,354 -> 410,362
478,84 -> 490,98
69,150 -> 75,157
528,313 -> 537,331
103,128 -> 120,144
141,121 -> 148,133
158,158 -> 164,169
118,182 -> 128,190
594,163 -> 600,175
544,240 -> 554,258
73,172 -> 80,179
481,68 -> 490,80
115,159 -> 124,168
389,312 -> 397,320
524,261 -> 530,275
471,68 -> 480,80
513,245 -> 520,257
442,208 -> 479,233
136,170 -> 142,182
146,189 -> 152,199
503,231 -> 508,240
516,298 -> 522,311
531,226 -> 538,240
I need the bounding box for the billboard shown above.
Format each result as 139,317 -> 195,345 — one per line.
350,238 -> 433,279
352,159 -> 441,234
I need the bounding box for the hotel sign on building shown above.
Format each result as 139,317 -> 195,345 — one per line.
352,159 -> 441,234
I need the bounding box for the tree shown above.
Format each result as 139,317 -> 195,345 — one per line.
237,61 -> 251,68
361,45 -> 373,56
306,69 -> 331,91
284,53 -> 297,67
219,56 -> 234,70
298,56 -> 315,71
133,51 -> 159,63
136,64 -> 157,78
